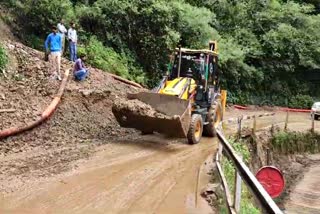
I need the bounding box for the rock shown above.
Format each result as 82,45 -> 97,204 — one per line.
8,44 -> 15,50
291,162 -> 303,171
0,93 -> 5,100
201,183 -> 220,197
80,89 -> 94,97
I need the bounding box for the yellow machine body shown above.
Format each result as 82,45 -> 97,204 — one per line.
159,77 -> 197,100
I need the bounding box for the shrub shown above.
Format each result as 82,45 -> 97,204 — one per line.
80,36 -> 146,85
23,34 -> 43,50
288,94 -> 314,109
0,44 -> 8,72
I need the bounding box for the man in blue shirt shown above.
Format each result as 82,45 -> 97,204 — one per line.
44,26 -> 62,80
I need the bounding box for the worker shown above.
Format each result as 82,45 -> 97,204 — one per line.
73,54 -> 89,81
57,18 -> 67,54
44,25 -> 62,81
68,22 -> 78,62
186,68 -> 193,77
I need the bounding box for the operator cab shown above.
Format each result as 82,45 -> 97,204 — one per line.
169,48 -> 219,90
167,46 -> 219,106
169,52 -> 206,83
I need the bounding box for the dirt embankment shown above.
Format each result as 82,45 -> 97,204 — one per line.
0,40 -> 143,193
246,129 -> 315,210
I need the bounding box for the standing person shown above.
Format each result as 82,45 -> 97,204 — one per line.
44,26 -> 62,81
57,18 -> 67,54
68,22 -> 77,62
73,54 -> 89,81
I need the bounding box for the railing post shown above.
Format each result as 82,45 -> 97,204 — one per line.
311,111 -> 315,133
267,148 -> 271,165
234,156 -> 242,213
237,116 -> 242,139
270,114 -> 275,136
252,115 -> 256,135
284,111 -> 289,131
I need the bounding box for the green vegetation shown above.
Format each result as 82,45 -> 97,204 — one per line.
1,0 -> 320,105
78,36 -> 146,84
288,94 -> 314,109
219,137 -> 260,214
272,131 -> 320,154
0,44 -> 8,72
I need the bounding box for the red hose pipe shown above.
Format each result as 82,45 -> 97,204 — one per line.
0,69 -> 70,139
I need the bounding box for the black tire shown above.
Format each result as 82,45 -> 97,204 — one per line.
187,114 -> 203,144
203,101 -> 223,137
315,115 -> 319,120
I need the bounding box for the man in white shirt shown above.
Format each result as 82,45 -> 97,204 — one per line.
68,22 -> 78,62
57,19 -> 67,54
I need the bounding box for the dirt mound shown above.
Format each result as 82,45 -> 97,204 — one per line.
0,40 -> 143,193
112,99 -> 170,119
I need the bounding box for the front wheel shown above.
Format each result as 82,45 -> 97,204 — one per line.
187,114 -> 203,144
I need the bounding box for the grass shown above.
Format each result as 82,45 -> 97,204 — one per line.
0,43 -> 8,73
271,131 -> 320,155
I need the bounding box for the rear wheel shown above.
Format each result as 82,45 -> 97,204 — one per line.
315,115 -> 319,120
187,114 -> 203,144
203,101 -> 223,137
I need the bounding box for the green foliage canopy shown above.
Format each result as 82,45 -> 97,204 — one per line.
3,0 -> 320,106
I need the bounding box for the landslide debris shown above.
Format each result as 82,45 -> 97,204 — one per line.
112,98 -> 171,119
0,38 -> 143,194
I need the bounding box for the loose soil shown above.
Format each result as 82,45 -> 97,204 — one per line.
0,39 -> 141,194
112,99 -> 170,119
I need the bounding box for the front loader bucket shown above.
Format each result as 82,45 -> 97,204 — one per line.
112,92 -> 191,138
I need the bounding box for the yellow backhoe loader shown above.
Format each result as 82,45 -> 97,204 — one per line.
112,41 -> 226,144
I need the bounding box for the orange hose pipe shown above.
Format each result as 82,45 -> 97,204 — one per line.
0,69 -> 70,140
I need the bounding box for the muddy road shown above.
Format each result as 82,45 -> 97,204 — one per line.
0,137 -> 216,214
0,111 -> 315,214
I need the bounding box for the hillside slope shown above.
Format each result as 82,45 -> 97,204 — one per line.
0,34 -> 142,193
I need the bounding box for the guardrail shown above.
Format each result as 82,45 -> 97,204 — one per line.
215,113 -> 283,214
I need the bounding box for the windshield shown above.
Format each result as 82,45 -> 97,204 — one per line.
312,103 -> 320,108
171,53 -> 206,79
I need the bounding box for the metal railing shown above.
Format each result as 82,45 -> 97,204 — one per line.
215,113 -> 283,214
